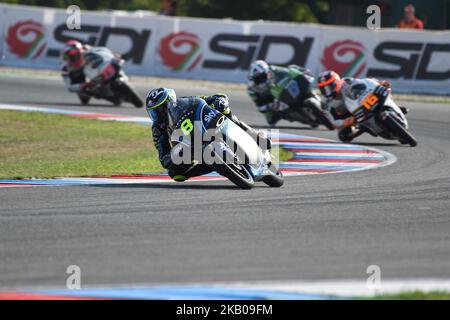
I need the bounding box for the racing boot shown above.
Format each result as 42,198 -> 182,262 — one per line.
338,125 -> 364,143
265,111 -> 281,127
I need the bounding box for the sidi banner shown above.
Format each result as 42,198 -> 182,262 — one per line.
155,16 -> 246,81
0,4 -> 157,75
155,18 -> 321,82
317,26 -> 450,95
1,4 -> 450,94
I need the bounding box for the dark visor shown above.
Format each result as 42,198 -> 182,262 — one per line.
252,73 -> 267,85
320,83 -> 336,97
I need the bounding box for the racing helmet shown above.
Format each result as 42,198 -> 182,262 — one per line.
146,88 -> 177,122
248,60 -> 272,92
61,40 -> 85,68
317,70 -> 343,98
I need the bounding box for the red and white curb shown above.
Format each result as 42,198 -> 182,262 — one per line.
0,104 -> 396,187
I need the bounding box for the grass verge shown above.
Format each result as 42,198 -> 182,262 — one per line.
365,291 -> 450,300
0,110 -> 160,179
0,110 -> 292,179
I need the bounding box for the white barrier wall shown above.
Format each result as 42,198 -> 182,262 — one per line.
0,6 -> 6,60
1,4 -> 450,94
318,25 -> 450,95
0,4 -> 157,75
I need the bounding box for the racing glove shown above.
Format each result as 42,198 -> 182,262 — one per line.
379,80 -> 391,88
342,116 -> 356,128
202,94 -> 231,116
80,81 -> 96,92
373,84 -> 391,98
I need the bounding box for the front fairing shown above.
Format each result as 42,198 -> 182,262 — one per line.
356,94 -> 409,137
343,79 -> 378,114
383,96 -> 408,128
219,119 -> 265,177
168,102 -> 265,177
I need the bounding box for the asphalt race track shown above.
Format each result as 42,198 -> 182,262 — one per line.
0,73 -> 449,290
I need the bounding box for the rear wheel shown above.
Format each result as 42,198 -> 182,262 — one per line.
262,164 -> 284,187
383,115 -> 418,147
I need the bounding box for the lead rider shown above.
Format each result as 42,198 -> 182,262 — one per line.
146,88 -> 271,181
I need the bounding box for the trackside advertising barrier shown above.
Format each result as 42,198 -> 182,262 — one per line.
1,4 -> 450,94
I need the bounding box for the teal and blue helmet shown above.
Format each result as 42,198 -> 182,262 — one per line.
146,88 -> 177,122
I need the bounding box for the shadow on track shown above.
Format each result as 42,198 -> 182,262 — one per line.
354,141 -> 405,147
249,124 -> 325,131
87,183 -> 260,190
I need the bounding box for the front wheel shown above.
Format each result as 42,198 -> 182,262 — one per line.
210,142 -> 255,189
382,115 -> 418,147
262,164 -> 284,187
216,162 -> 254,190
78,93 -> 91,105
309,104 -> 334,130
116,81 -> 144,108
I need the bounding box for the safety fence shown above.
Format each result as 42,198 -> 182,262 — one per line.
1,4 -> 449,94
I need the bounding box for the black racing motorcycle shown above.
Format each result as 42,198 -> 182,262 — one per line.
169,102 -> 284,189
273,92 -> 335,130
265,67 -> 335,130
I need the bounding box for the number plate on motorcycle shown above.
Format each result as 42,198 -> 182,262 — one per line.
361,93 -> 379,110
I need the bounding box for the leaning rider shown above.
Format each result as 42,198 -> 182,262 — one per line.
317,70 -> 406,142
247,60 -> 326,127
146,88 -> 271,181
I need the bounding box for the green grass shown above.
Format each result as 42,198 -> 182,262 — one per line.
353,290 -> 450,300
0,110 -> 160,179
0,110 -> 293,179
274,144 -> 293,165
369,291 -> 450,300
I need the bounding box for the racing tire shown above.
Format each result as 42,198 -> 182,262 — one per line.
78,93 -> 91,105
383,115 -> 418,147
116,82 -> 144,108
211,144 -> 254,190
262,164 -> 284,187
216,162 -> 255,190
309,104 -> 335,130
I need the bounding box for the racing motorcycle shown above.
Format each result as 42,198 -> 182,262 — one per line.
265,66 -> 334,130
79,57 -> 143,108
273,92 -> 335,130
169,103 -> 284,189
344,80 -> 417,147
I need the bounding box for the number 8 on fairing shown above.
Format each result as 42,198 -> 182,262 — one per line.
181,119 -> 193,135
